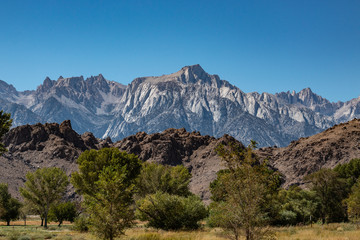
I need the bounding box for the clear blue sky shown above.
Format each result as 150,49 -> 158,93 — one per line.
0,0 -> 359,102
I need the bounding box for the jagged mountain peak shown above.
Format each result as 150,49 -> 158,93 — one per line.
275,87 -> 332,107
179,64 -> 205,76
57,76 -> 85,86
0,80 -> 18,96
85,74 -> 106,83
130,64 -> 221,88
41,77 -> 56,90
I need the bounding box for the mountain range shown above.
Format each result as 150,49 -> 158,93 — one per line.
1,64 -> 359,147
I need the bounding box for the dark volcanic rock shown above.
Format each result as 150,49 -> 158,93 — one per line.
1,121 -> 242,203
114,129 -> 240,202
0,120 -> 101,199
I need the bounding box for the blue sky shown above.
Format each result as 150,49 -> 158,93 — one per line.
0,0 -> 359,102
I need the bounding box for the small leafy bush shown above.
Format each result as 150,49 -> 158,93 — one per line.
73,214 -> 90,232
136,192 -> 208,230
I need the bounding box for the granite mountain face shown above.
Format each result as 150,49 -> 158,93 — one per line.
1,65 -> 359,147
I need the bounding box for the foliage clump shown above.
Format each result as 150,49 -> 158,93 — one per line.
0,183 -> 22,226
72,148 -> 142,240
136,163 -> 192,198
0,110 -> 12,155
20,167 -> 69,228
135,162 -> 207,230
209,140 -> 281,240
305,168 -> 348,223
137,191 -> 207,230
48,201 -> 77,227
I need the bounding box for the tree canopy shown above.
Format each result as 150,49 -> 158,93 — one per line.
0,110 -> 12,155
136,192 -> 207,230
0,183 -> 22,226
136,162 -> 192,198
49,201 -> 77,227
304,168 -> 347,223
71,148 -> 142,240
209,141 -> 281,240
20,167 -> 69,228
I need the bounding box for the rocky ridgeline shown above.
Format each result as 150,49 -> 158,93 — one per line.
0,120 -> 111,199
2,118 -> 360,202
114,128 -> 241,202
0,120 -> 239,202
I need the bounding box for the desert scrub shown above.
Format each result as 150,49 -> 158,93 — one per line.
6,230 -> 20,240
17,236 -> 31,240
129,234 -> 194,240
72,215 -> 90,232
129,233 -> 161,240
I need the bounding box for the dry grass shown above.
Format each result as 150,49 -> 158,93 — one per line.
275,223 -> 360,240
1,219 -> 360,240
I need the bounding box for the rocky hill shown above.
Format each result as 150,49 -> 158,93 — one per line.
1,65 -> 359,147
0,120 -> 237,202
0,120 -> 111,199
257,118 -> 360,187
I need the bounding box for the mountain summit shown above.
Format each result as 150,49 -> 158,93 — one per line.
1,65 -> 359,147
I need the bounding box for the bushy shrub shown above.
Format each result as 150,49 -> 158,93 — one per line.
73,214 -> 90,232
48,201 -> 77,226
136,192 -> 208,230
136,163 -> 192,198
7,231 -> 20,240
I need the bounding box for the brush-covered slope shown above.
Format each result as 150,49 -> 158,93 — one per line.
257,118 -> 360,187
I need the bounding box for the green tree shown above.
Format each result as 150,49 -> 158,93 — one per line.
49,201 -> 77,226
20,167 -> 69,228
71,148 -> 142,240
136,191 -> 207,230
22,200 -> 46,226
346,179 -> 360,221
304,168 -> 347,224
334,158 -> 360,190
0,110 -> 12,155
0,184 -> 22,226
274,186 -> 320,225
136,162 -> 191,198
209,142 -> 280,240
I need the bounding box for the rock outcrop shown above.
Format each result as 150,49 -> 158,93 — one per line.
114,128 -> 240,201
0,120 -> 240,202
0,120 -> 101,199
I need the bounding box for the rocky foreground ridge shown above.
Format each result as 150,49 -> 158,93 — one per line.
0,120 -> 238,202
1,65 -> 360,147
1,119 -> 360,202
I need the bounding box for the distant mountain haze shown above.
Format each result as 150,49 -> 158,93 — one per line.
1,65 -> 359,147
